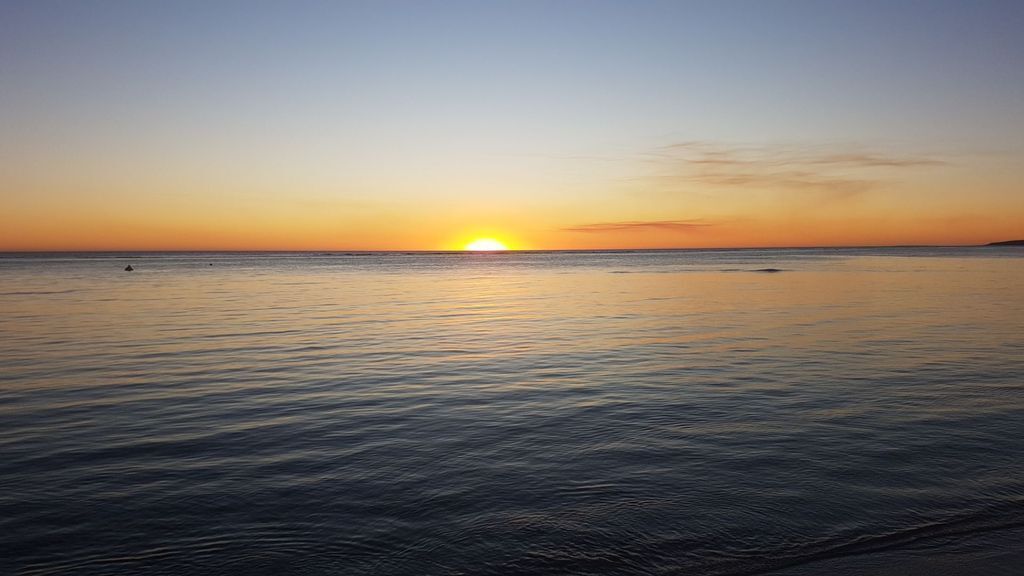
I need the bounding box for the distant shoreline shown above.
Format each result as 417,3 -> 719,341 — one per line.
987,240 -> 1024,246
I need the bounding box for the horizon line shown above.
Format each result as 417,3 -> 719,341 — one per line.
0,242 -> 1017,254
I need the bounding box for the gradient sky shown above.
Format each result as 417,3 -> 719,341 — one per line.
2,0 -> 1022,250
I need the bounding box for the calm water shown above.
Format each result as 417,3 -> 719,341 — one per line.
2,248 -> 1023,575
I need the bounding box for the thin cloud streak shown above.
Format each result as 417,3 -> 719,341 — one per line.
563,220 -> 715,233
805,153 -> 944,168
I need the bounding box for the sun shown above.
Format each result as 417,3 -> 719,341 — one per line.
464,238 -> 508,251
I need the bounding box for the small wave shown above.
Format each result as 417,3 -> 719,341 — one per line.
16,524 -> 389,576
0,289 -> 80,296
725,501 -> 1024,575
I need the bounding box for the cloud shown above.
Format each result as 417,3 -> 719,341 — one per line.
645,141 -> 946,200
563,219 -> 714,233
557,141 -> 949,236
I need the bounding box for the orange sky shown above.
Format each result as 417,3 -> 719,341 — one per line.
3,139 -> 1020,251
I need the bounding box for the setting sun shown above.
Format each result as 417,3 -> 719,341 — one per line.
464,238 -> 508,251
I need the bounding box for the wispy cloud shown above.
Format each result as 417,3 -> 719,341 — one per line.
560,141 -> 948,236
563,219 -> 714,233
645,141 -> 946,199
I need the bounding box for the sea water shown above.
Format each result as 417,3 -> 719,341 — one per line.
2,248 -> 1023,575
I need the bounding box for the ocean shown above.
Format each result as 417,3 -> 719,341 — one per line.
1,247 -> 1022,575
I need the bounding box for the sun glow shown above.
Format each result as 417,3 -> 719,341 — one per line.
464,238 -> 509,251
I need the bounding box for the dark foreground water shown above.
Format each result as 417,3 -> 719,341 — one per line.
2,248 -> 1023,575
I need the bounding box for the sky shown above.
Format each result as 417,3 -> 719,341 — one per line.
1,0 -> 1022,250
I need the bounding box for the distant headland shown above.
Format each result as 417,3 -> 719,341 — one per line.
987,240 -> 1024,246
